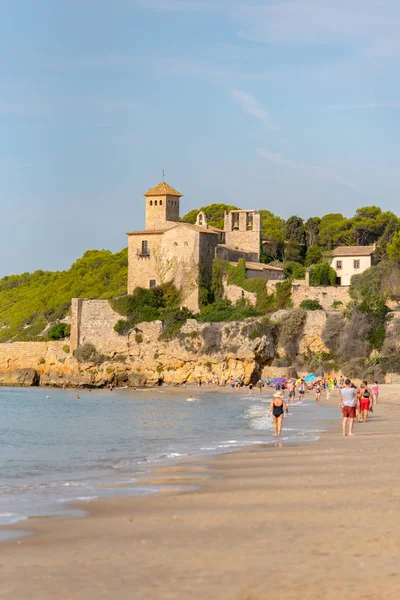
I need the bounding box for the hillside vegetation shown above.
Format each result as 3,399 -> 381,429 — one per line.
1,203 -> 400,345
0,249 -> 127,342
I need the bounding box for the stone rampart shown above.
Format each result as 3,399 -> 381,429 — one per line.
267,279 -> 351,310
0,341 -> 66,372
222,281 -> 257,306
70,299 -> 128,355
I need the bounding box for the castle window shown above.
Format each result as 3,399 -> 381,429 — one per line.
155,200 -> 158,206
150,200 -> 153,206
149,279 -> 156,288
246,212 -> 253,231
232,213 -> 239,230
160,200 -> 162,205
140,240 -> 149,257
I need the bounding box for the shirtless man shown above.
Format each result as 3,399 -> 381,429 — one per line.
287,380 -> 295,405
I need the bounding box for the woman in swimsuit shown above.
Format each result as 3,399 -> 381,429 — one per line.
359,380 -> 373,422
267,391 -> 289,437
372,381 -> 379,405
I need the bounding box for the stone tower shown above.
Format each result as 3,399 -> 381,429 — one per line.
143,182 -> 183,230
224,209 -> 262,261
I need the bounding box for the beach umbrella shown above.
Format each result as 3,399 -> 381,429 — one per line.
305,374 -> 318,383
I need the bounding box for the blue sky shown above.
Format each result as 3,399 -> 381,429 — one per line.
1,0 -> 399,276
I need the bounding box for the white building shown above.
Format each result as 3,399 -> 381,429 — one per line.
331,245 -> 375,286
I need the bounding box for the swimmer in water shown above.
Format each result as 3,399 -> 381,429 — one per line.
187,396 -> 199,402
75,394 -> 80,400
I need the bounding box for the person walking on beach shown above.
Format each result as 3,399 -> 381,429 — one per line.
359,381 -> 373,423
315,382 -> 321,404
298,379 -> 306,402
287,380 -> 295,405
339,378 -> 358,436
267,391 -> 289,437
372,381 -> 380,404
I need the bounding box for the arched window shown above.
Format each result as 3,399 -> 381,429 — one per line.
160,200 -> 163,206
150,200 -> 153,206
155,200 -> 158,206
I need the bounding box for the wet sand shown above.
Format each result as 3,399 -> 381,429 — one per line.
2,384 -> 400,600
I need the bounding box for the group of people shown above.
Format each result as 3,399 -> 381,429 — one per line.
340,378 -> 379,436
266,376 -> 380,438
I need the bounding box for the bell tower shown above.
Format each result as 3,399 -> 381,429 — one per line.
143,182 -> 183,230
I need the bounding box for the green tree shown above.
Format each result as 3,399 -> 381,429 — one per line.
349,206 -> 397,246
309,263 -> 336,286
284,261 -> 306,280
387,232 -> 400,261
0,248 -> 128,342
305,244 -> 323,266
284,216 -> 306,246
284,240 -> 304,263
305,217 -> 321,247
182,203 -> 239,229
319,213 -> 351,249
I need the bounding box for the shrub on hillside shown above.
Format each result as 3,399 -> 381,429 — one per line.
74,343 -> 106,365
47,323 -> 71,340
309,263 -> 336,286
300,299 -> 323,311
242,317 -> 278,342
277,309 -> 306,359
284,261 -> 306,280
0,248 -> 128,343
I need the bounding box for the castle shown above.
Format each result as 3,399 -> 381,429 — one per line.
127,181 -> 284,311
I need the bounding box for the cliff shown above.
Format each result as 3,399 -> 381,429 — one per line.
0,302 -> 332,387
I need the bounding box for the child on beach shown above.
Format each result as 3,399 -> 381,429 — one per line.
267,391 -> 289,437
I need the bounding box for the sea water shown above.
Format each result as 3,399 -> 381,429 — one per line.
0,386 -> 338,535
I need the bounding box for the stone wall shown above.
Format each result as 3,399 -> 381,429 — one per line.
70,299 -> 128,354
0,341 -> 66,372
223,281 -> 257,305
215,245 -> 259,263
267,279 -> 351,310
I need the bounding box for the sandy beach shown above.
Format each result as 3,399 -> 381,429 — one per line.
2,384 -> 400,600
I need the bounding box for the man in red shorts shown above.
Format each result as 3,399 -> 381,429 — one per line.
339,378 -> 358,436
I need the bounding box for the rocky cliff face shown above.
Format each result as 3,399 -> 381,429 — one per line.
0,318 -> 277,387
0,309 -> 333,388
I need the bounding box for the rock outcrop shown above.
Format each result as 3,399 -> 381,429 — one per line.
0,368 -> 39,387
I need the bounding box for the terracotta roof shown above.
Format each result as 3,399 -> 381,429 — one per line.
206,225 -> 224,233
127,223 -> 218,236
229,261 -> 284,272
143,182 -> 182,197
331,245 -> 375,257
126,227 -> 177,235
227,209 -> 257,213
179,223 -> 219,235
